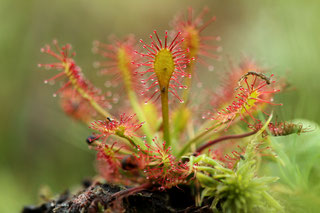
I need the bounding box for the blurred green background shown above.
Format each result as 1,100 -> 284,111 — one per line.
0,0 -> 319,212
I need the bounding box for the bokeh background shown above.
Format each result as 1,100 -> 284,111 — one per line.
1,0 -> 320,212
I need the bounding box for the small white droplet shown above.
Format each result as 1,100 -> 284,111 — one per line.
208,65 -> 214,72
93,62 -> 100,68
52,93 -> 57,97
104,81 -> 112,88
44,80 -> 48,84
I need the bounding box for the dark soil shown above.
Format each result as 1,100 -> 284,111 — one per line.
22,181 -> 212,213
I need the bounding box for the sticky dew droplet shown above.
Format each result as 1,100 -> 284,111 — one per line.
208,65 -> 214,72
104,81 -> 112,88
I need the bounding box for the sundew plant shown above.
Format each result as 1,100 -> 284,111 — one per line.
38,7 -> 309,212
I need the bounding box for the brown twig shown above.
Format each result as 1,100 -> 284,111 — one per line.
110,183 -> 152,200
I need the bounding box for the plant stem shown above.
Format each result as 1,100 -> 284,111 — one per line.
194,130 -> 258,154
161,88 -> 171,147
177,122 -> 222,158
89,140 -> 131,155
117,134 -> 146,152
80,89 -> 111,118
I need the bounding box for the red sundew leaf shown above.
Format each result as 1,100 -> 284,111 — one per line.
93,35 -> 142,95
134,31 -> 191,104
211,73 -> 282,128
90,113 -> 144,140
172,7 -> 222,66
39,40 -> 112,116
135,139 -> 190,190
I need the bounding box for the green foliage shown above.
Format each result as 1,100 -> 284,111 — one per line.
266,120 -> 320,212
193,138 -> 283,213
